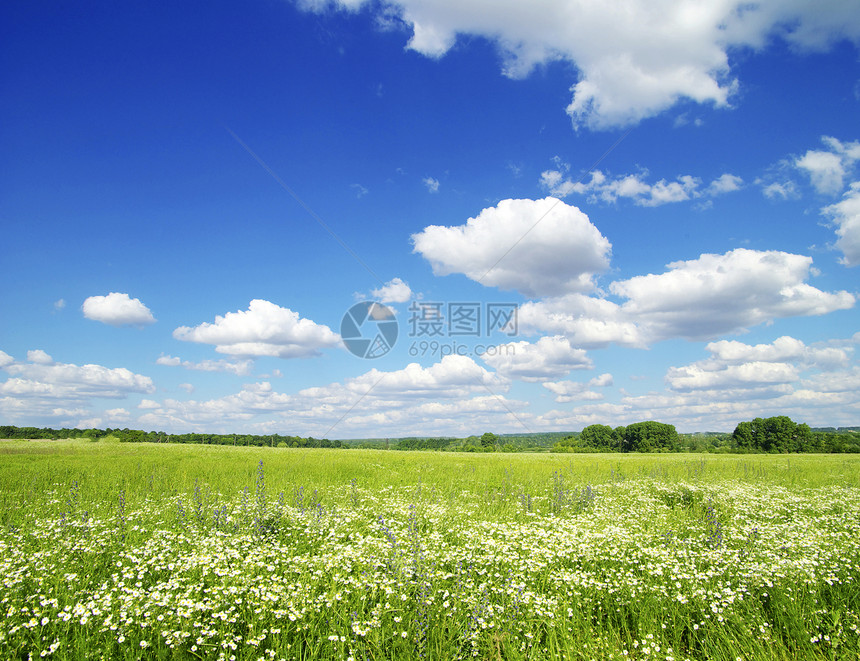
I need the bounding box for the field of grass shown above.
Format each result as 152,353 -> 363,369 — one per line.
1,439 -> 859,660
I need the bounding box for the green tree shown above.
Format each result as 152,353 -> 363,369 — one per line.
732,421 -> 755,450
480,432 -> 498,449
580,424 -> 615,450
621,421 -> 679,452
732,416 -> 814,452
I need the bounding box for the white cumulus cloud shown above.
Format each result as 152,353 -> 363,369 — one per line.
173,299 -> 340,358
665,335 -> 852,392
796,150 -> 846,195
706,173 -> 744,196
297,0 -> 860,129
540,334 -> 860,432
519,249 -> 855,346
302,354 -> 505,401
0,350 -> 15,369
541,161 -> 741,206
823,182 -> 860,266
542,373 -> 613,403
518,294 -> 646,348
412,197 -> 611,298
705,336 -> 850,370
481,335 -> 592,382
371,277 -> 413,303
795,136 -> 860,195
610,248 -> 855,340
666,361 -> 800,391
0,355 -> 155,420
27,350 -> 54,365
82,292 -> 156,327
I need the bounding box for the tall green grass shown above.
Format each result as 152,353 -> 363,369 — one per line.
1,440 -> 859,660
2,439 -> 857,499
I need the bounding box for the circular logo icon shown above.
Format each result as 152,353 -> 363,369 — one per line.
341,301 -> 398,359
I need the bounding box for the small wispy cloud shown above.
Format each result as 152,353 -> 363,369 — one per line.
758,180 -> 799,201
156,354 -> 253,376
541,159 -> 742,207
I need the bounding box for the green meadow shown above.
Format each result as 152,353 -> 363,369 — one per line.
1,439 -> 859,660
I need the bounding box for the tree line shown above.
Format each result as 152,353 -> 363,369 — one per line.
2,417 -> 858,453
732,416 -> 860,453
551,417 -> 859,454
0,426 -> 346,449
554,421 -> 682,453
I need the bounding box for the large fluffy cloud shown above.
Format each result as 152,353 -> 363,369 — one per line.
519,249 -> 855,346
0,356 -> 155,400
704,336 -> 850,370
297,0 -> 860,129
300,354 -> 505,401
666,335 -> 850,392
666,361 -> 800,392
519,294 -> 649,348
173,300 -> 340,358
609,249 -> 854,340
480,335 -> 592,381
82,292 -> 155,327
0,350 -> 155,426
412,197 -> 611,298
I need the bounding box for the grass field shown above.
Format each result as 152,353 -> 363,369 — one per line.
1,440 -> 859,660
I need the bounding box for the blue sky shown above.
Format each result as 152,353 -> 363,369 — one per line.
2,0 -> 859,437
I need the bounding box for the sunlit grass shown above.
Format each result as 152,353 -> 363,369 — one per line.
1,440 -> 859,659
